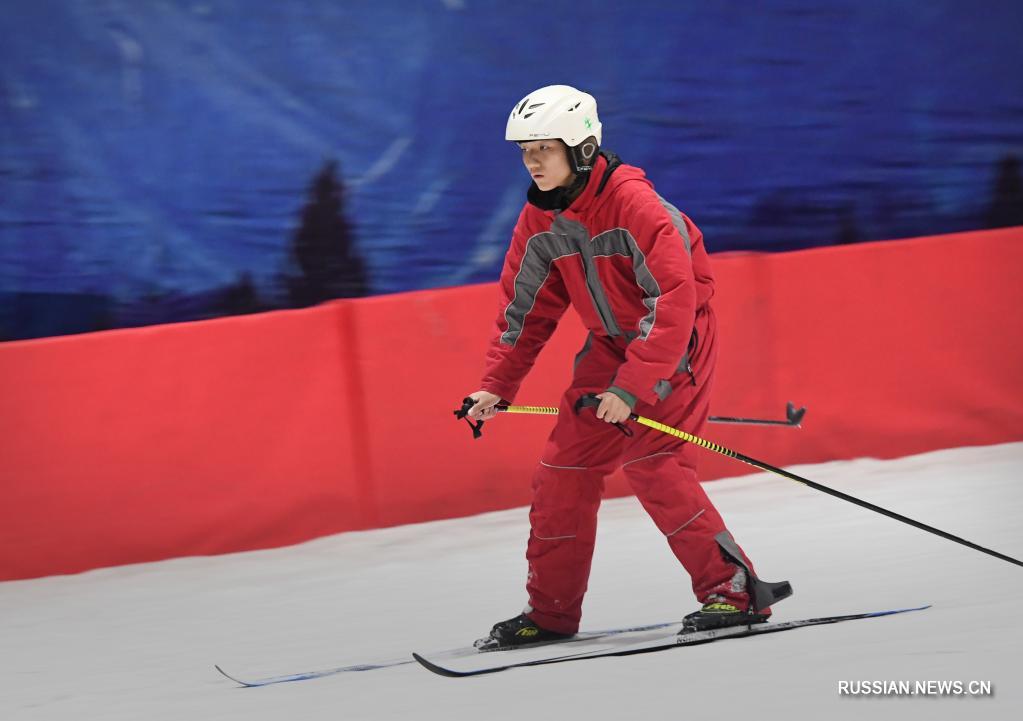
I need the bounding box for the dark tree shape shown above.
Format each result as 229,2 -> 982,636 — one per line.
836,203 -> 860,245
986,155 -> 1023,230
215,272 -> 264,317
287,160 -> 367,307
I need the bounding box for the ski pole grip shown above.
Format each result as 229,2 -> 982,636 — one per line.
573,393 -> 633,437
454,397 -> 476,420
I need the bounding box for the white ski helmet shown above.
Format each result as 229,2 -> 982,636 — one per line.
506,85 -> 602,173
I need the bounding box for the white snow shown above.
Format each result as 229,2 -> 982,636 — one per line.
2,442 -> 1021,720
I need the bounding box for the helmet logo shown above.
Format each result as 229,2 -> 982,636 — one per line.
584,117 -> 593,130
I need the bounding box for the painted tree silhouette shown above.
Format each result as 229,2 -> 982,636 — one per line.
986,155 -> 1023,229
214,272 -> 264,317
287,160 -> 367,307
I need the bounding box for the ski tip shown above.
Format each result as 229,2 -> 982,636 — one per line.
874,604 -> 931,615
412,652 -> 482,678
214,664 -> 231,679
214,665 -> 248,686
412,652 -> 454,677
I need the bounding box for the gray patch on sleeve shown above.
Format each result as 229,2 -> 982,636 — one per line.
501,232 -> 578,346
656,194 -> 692,256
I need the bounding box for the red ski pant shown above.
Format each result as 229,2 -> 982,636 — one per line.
525,310 -> 759,635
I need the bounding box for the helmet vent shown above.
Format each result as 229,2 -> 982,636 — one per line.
527,102 -> 546,109
523,112 -> 535,119
517,98 -> 530,115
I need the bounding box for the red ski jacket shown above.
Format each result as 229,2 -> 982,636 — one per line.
481,152 -> 715,407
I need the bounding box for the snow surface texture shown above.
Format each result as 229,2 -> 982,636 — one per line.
2,443 -> 1021,720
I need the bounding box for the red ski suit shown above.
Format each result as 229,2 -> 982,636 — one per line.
480,153 -> 759,635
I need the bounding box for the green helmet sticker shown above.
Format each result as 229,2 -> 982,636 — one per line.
584,117 -> 593,130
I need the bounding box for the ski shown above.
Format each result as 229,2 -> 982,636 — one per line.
412,605 -> 931,678
215,618 -> 678,687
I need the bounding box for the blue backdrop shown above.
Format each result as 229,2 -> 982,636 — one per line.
2,1 -> 1022,339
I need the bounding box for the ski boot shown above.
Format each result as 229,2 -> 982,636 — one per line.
682,601 -> 771,632
474,613 -> 574,651
681,531 -> 793,634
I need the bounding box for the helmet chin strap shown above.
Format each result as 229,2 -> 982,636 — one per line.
568,135 -> 600,173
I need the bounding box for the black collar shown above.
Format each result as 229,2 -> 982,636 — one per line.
526,172 -> 590,211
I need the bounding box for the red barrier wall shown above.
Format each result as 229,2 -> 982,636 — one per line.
0,306 -> 366,580
2,228 -> 1022,580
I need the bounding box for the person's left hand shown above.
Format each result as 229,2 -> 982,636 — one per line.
594,392 -> 632,425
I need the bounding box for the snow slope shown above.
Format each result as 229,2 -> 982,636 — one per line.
2,442 -> 1021,720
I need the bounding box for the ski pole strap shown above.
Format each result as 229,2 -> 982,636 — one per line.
454,397 -> 486,439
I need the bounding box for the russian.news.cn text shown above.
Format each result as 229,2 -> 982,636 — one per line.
839,680 -> 993,697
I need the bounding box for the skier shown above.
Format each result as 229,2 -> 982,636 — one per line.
465,85 -> 790,650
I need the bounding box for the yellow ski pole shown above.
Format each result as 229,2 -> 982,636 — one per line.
454,395 -> 1023,569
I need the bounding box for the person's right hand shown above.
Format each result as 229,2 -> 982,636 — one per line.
466,390 -> 503,421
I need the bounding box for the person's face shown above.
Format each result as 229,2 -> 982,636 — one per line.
518,140 -> 574,191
